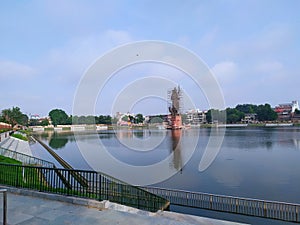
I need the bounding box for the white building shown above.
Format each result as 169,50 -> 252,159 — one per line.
185,109 -> 207,125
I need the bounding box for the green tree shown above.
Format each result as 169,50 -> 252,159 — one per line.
72,115 -> 79,124
1,107 -> 27,127
236,104 -> 257,114
149,117 -> 163,123
226,108 -> 244,123
295,109 -> 300,115
122,115 -> 129,122
40,119 -> 49,126
49,109 -> 68,126
206,109 -> 226,123
135,114 -> 144,124
97,115 -> 112,124
29,119 -> 39,126
256,104 -> 277,121
111,117 -> 118,124
78,116 -> 86,124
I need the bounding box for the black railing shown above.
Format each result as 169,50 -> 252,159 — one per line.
143,186 -> 300,223
0,163 -> 169,212
0,147 -> 55,168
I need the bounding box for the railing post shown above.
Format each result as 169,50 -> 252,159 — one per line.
98,174 -> 101,200
209,195 -> 213,209
15,165 -> 20,187
1,189 -> 7,225
263,201 -> 267,217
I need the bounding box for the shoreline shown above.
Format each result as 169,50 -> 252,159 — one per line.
29,122 -> 300,132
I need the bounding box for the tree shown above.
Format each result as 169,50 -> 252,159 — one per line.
122,115 -> 129,122
294,109 -> 300,115
1,107 -> 27,127
256,104 -> 277,121
236,104 -> 257,114
40,119 -> 49,126
78,116 -> 86,124
49,109 -> 68,126
206,109 -> 226,123
226,108 -> 244,123
149,117 -> 163,123
96,115 -> 112,124
72,115 -> 79,124
135,114 -> 144,124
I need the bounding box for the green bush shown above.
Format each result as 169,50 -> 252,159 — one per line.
0,155 -> 22,164
11,133 -> 28,141
0,129 -> 11,133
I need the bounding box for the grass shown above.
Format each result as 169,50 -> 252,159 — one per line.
11,133 -> 28,141
0,155 -> 22,164
18,129 -> 31,135
0,160 -> 167,212
44,127 -> 54,131
0,129 -> 11,133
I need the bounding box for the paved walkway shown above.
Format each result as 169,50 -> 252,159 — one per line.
0,136 -> 33,156
0,188 -> 248,225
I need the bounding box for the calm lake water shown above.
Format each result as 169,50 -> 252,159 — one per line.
31,127 -> 300,224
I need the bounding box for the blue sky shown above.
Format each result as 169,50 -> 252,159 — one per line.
0,1 -> 299,117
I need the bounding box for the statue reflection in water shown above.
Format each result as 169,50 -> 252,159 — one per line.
170,129 -> 183,173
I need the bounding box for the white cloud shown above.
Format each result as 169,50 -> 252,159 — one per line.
0,61 -> 36,79
255,61 -> 283,73
43,29 -> 134,85
211,61 -> 238,84
220,24 -> 293,59
198,28 -> 218,47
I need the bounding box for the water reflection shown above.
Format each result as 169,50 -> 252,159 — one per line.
33,131 -> 73,150
49,133 -> 68,149
169,129 -> 183,172
32,127 -> 300,204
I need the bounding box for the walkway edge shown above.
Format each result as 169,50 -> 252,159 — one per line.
0,186 -> 249,225
0,185 -> 106,209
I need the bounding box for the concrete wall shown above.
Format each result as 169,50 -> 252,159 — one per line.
0,131 -> 10,143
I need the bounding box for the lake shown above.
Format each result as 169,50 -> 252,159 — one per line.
30,127 -> 300,224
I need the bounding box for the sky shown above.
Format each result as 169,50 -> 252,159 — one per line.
0,0 -> 299,117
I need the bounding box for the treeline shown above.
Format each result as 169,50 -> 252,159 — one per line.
0,107 -> 28,127
1,103 -> 279,128
48,109 -> 115,126
206,104 -> 278,124
0,107 -> 116,127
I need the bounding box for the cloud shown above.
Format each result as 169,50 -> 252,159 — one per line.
198,28 -> 218,47
211,61 -> 238,84
43,29 -> 134,85
0,61 -> 36,79
255,61 -> 283,73
219,24 -> 293,59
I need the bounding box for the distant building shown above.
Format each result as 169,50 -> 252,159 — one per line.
30,114 -> 40,120
274,101 -> 299,121
185,109 -> 207,125
241,113 -> 257,123
0,122 -> 11,130
115,112 -> 136,126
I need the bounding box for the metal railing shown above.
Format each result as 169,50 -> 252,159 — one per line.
0,189 -> 7,225
142,186 -> 300,223
0,164 -> 169,212
0,147 -> 55,168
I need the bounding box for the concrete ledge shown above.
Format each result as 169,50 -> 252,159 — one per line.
0,186 -> 106,209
